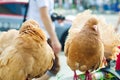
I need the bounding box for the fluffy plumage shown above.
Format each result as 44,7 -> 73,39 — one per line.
64,17 -> 104,72
64,11 -> 106,80
69,10 -> 120,60
0,19 -> 55,80
98,17 -> 120,60
64,10 -> 120,80
0,29 -> 19,54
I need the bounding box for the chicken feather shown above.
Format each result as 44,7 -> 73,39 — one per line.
0,19 -> 55,80
0,29 -> 19,54
68,10 -> 120,60
64,17 -> 104,72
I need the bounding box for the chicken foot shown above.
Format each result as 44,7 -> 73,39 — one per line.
73,70 -> 79,80
85,71 -> 92,80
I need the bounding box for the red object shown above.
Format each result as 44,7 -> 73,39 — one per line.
115,46 -> 120,70
85,71 -> 92,80
0,0 -> 28,4
73,70 -> 78,80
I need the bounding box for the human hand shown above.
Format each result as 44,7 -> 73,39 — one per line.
51,38 -> 61,54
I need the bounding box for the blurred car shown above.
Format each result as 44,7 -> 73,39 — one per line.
0,0 -> 28,30
0,0 -> 71,50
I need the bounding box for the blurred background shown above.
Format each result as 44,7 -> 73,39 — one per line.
54,0 -> 120,14
0,0 -> 120,80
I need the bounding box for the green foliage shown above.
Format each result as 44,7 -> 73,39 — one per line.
77,71 -> 116,80
71,4 -> 76,9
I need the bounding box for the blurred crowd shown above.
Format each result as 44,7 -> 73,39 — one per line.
54,0 -> 120,13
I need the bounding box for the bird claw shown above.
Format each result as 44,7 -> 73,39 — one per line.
73,75 -> 78,80
73,70 -> 79,80
85,71 -> 92,80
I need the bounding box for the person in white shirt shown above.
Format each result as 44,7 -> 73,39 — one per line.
27,0 -> 61,80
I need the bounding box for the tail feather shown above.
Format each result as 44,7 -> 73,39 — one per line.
69,10 -> 97,34
72,10 -> 92,28
98,16 -> 120,60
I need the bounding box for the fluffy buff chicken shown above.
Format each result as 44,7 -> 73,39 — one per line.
0,29 -> 19,54
0,19 -> 55,80
69,10 -> 120,64
98,17 -> 120,61
64,17 -> 104,80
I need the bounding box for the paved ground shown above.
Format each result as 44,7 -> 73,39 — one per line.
49,52 -> 73,80
49,11 -> 120,80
